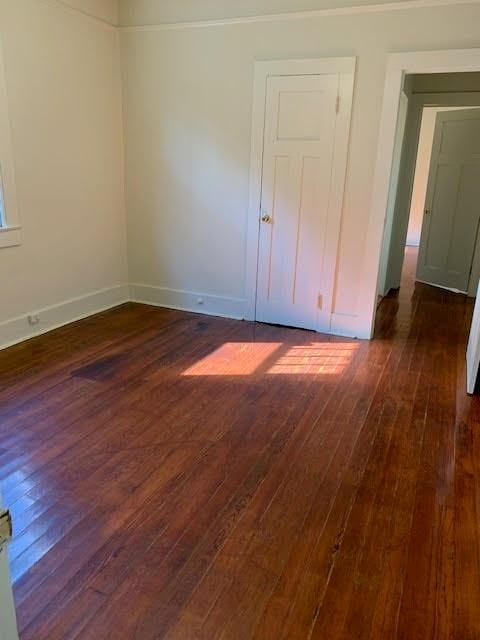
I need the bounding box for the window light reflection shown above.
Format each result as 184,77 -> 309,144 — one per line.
182,341 -> 359,376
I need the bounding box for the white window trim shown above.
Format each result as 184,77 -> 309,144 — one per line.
0,35 -> 21,249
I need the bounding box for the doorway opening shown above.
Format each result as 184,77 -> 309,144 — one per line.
377,71 -> 480,305
363,50 -> 480,392
375,67 -> 480,392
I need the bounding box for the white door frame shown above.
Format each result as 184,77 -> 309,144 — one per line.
467,278 -> 480,393
244,57 -> 356,331
0,552 -> 17,640
0,489 -> 18,640
377,89 -> 409,297
0,33 -> 21,249
359,47 -> 480,339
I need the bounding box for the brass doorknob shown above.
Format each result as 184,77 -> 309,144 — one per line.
261,214 -> 272,223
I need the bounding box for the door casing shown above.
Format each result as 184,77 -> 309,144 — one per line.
361,47 -> 480,340
467,278 -> 480,393
0,490 -> 18,640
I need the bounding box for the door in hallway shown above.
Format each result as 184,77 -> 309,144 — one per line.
416,108 -> 480,292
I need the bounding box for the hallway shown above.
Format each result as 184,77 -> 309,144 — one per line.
0,246 -> 479,639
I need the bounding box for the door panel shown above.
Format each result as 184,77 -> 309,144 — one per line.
424,164 -> 461,271
256,74 -> 338,330
449,164 -> 480,276
439,118 -> 480,155
417,109 -> 480,292
277,90 -> 325,140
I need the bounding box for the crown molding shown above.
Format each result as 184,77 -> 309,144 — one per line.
44,0 -> 480,32
48,0 -> 118,30
119,0 -> 480,32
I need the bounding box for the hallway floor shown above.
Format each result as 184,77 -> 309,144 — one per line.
1,247 -> 479,639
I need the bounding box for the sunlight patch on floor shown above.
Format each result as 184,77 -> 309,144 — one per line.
182,342 -> 283,376
182,341 -> 359,376
267,343 -> 359,375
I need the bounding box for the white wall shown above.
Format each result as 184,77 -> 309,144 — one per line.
0,0 -> 127,343
406,106 -> 476,247
2,0 -> 480,345
120,2 -> 480,333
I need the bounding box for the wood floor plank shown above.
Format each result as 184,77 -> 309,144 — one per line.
0,247 -> 479,639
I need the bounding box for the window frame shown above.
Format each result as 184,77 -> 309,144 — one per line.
0,36 -> 21,249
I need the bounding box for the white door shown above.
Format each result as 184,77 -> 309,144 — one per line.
0,491 -> 18,640
416,109 -> 480,292
256,74 -> 339,331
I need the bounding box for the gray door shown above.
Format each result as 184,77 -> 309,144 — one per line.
417,108 -> 480,292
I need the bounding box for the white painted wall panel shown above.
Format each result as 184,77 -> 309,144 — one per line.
121,4 -> 480,322
0,0 -> 127,324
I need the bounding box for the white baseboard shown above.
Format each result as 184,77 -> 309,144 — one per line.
0,284 -> 369,352
0,284 -> 130,350
130,284 -> 247,321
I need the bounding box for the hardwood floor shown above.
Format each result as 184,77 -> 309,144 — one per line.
1,246 -> 479,639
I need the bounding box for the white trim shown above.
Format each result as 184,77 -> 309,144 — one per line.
359,48 -> 480,339
249,57 -> 356,78
0,35 -> 21,245
130,284 -> 246,321
244,63 -> 268,322
377,90 -> 409,296
415,278 -> 466,294
0,226 -> 21,249
0,285 -> 129,350
0,283 -> 247,351
47,0 -> 118,29
0,547 -> 18,640
0,282 -> 361,349
245,56 -> 356,334
119,0 -> 480,32
0,489 -> 18,640
322,68 -> 356,332
467,279 -> 480,393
